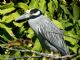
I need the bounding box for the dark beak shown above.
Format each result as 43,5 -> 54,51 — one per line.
15,13 -> 30,21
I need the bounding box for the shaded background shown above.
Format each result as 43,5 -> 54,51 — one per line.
0,0 -> 80,60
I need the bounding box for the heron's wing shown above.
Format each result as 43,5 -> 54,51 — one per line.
38,17 -> 69,55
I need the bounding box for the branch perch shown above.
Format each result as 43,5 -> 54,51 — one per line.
0,46 -> 80,60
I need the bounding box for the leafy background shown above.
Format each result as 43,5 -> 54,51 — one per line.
0,0 -> 80,60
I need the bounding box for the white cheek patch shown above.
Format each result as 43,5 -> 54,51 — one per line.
32,11 -> 40,16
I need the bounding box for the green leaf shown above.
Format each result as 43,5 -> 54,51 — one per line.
64,31 -> 78,45
52,19 -> 64,29
27,28 -> 34,38
0,2 -> 14,9
12,11 -> 21,20
70,45 -> 79,53
0,54 -> 9,60
64,22 -> 73,28
14,51 -> 21,57
29,0 -> 38,9
0,23 -> 15,38
60,5 -> 69,14
53,0 -> 58,8
13,21 -> 24,27
32,38 -> 42,51
73,4 -> 79,20
19,26 -> 26,33
2,15 -> 13,23
18,2 -> 29,11
60,5 -> 73,18
0,35 -> 9,42
78,20 -> 80,26
48,0 -> 55,18
2,11 -> 20,23
39,0 -> 46,13
0,7 -> 15,15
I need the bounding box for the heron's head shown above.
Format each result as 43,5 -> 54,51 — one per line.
15,8 -> 42,21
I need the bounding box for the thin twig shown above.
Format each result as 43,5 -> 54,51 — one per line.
9,56 -> 42,60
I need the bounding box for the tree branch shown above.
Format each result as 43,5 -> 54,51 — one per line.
0,45 -> 80,60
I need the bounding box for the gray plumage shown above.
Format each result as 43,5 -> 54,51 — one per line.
15,9 -> 70,55
28,15 -> 69,55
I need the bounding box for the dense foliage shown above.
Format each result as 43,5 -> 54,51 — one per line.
0,0 -> 80,60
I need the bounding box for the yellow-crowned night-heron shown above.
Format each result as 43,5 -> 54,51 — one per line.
15,8 -> 69,55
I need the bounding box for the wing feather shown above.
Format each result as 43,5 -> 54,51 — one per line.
38,16 -> 69,55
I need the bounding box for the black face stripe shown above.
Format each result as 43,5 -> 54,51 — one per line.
29,9 -> 43,19
30,9 -> 42,14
